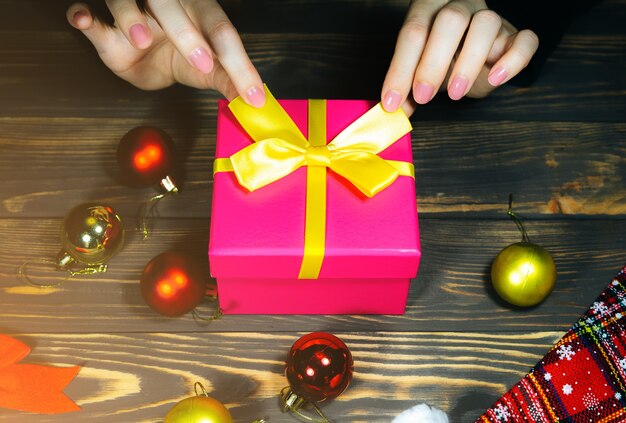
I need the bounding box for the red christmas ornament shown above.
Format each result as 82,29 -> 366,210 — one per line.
140,252 -> 207,317
281,332 -> 353,422
117,126 -> 178,192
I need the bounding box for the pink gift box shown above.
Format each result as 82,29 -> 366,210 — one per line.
209,97 -> 421,314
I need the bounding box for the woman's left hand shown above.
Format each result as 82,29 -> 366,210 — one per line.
381,0 -> 539,115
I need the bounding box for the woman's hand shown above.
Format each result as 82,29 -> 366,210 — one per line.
381,0 -> 539,114
67,0 -> 265,106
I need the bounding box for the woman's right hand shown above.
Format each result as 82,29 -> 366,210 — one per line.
67,0 -> 266,107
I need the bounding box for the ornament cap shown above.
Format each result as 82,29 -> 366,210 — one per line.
160,175 -> 179,193
280,387 -> 307,412
56,250 -> 75,269
280,387 -> 331,423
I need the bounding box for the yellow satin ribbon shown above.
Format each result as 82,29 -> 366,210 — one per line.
214,86 -> 414,279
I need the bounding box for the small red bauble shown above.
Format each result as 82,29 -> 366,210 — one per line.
117,126 -> 177,190
140,252 -> 207,317
285,332 -> 353,403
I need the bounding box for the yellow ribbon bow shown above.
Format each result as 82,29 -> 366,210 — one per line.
214,86 -> 414,279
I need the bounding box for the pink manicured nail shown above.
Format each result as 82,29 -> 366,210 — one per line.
382,90 -> 402,112
414,82 -> 434,105
449,75 -> 468,101
246,86 -> 266,108
72,10 -> 89,26
488,67 -> 508,86
129,24 -> 150,49
189,48 -> 213,74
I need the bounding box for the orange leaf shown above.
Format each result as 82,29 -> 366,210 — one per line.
0,335 -> 81,414
0,334 -> 30,369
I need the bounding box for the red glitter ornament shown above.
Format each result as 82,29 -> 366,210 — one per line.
117,126 -> 178,192
281,332 -> 353,422
140,252 -> 207,317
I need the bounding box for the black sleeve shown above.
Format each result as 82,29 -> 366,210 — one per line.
485,0 -> 603,86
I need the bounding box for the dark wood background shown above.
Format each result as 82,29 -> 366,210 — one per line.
0,0 -> 625,422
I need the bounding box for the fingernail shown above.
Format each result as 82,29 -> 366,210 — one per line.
72,10 -> 88,26
448,75 -> 469,101
189,48 -> 213,74
129,24 -> 150,49
414,82 -> 434,105
382,90 -> 402,112
488,67 -> 508,86
246,86 -> 266,108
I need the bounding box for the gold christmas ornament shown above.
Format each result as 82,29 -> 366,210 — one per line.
18,203 -> 125,287
57,203 -> 125,269
165,383 -> 233,423
491,196 -> 557,307
164,383 -> 268,423
165,396 -> 233,423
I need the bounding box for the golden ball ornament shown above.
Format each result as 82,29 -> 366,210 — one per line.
491,241 -> 557,307
164,395 -> 234,423
57,203 -> 125,269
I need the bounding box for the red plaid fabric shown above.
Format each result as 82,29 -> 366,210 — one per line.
477,265 -> 626,423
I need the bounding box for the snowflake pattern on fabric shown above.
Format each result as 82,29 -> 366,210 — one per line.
493,403 -> 511,422
556,344 -> 576,361
477,265 -> 626,423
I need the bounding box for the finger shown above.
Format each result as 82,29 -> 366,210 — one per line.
465,65 -> 496,98
147,0 -> 214,74
487,29 -> 539,86
484,18 -> 518,64
66,3 -> 120,56
447,9 -> 501,100
412,1 -> 480,104
106,0 -> 153,49
401,98 -> 417,117
381,0 -> 446,112
172,56 -> 238,98
210,63 -> 239,101
67,2 -> 93,29
188,0 -> 265,107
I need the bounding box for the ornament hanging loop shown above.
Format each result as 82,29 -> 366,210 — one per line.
138,193 -> 165,240
194,382 -> 209,397
18,259 -> 108,288
17,259 -> 69,288
507,194 -> 530,243
280,387 -> 331,423
138,176 -> 179,240
191,306 -> 223,323
67,264 -> 108,277
191,293 -> 223,323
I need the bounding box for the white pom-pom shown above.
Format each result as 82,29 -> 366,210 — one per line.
391,403 -> 449,423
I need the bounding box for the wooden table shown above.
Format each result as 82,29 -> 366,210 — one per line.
1,1 -> 625,422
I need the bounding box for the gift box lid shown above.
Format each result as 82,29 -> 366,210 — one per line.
209,98 -> 421,279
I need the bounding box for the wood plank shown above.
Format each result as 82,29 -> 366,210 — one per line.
0,32 -> 624,122
1,118 -> 624,218
2,0 -> 624,36
0,331 -> 562,422
0,2 -> 624,121
0,218 -> 623,334
2,0 -> 623,52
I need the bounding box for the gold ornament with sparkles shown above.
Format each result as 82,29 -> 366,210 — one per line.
57,203 -> 125,268
18,203 -> 124,287
491,195 -> 557,307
